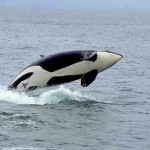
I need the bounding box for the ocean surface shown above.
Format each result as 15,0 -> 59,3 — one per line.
0,7 -> 150,150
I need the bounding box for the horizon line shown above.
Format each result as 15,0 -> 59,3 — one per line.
0,5 -> 150,13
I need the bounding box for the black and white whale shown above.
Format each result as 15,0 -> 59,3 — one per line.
8,50 -> 123,91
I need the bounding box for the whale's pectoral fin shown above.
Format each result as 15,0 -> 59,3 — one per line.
81,69 -> 98,87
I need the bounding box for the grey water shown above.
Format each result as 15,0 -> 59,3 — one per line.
0,7 -> 150,150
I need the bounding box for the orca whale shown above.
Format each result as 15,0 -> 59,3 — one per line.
8,50 -> 123,91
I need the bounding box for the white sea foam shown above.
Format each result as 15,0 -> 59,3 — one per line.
0,86 -> 94,105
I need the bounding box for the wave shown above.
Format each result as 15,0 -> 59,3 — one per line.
0,86 -> 96,105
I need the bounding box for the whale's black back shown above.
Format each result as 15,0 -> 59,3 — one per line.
28,50 -> 96,72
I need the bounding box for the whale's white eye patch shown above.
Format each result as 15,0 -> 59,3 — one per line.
8,72 -> 33,89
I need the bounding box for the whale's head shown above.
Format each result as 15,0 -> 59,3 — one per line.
96,51 -> 123,72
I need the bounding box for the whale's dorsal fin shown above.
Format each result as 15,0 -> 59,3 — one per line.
40,55 -> 45,58
81,69 -> 98,87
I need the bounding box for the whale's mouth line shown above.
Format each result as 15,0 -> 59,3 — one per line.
117,53 -> 123,58
103,50 -> 123,58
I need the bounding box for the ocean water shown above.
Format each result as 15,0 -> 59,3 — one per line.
0,7 -> 150,150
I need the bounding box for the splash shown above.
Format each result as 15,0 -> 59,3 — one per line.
0,86 -> 95,105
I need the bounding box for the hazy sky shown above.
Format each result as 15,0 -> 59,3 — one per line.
0,0 -> 150,12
